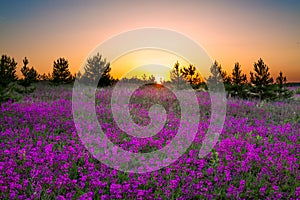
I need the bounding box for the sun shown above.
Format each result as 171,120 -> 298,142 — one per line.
155,76 -> 164,84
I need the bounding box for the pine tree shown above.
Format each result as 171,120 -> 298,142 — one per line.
170,61 -> 186,89
206,61 -> 229,91
275,71 -> 293,99
181,64 -> 196,85
0,54 -> 18,88
232,62 -> 247,85
51,57 -> 72,84
20,57 -> 39,91
250,58 -> 274,100
0,55 -> 33,103
81,53 -> 113,87
230,62 -> 248,97
276,71 -> 286,90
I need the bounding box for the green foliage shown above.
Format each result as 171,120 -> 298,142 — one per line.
295,88 -> 300,94
249,58 -> 275,100
51,57 -> 73,84
0,55 -> 38,103
227,62 -> 249,98
208,59 -> 292,101
80,53 -> 114,87
0,82 -> 34,103
250,58 -> 274,86
0,54 -> 18,88
209,149 -> 220,168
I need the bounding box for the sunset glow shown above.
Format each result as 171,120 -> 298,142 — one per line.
0,0 -> 299,82
1,1 -> 300,199
110,49 -> 191,81
155,76 -> 164,84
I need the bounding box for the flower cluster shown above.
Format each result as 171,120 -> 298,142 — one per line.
0,85 -> 299,199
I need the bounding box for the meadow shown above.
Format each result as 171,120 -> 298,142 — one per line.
1,83 -> 299,199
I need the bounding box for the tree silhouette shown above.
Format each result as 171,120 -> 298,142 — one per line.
275,71 -> 293,99
250,58 -> 274,100
81,53 -> 114,87
142,73 -> 147,82
276,71 -> 287,90
148,75 -> 156,83
0,54 -> 18,88
181,64 -> 196,85
40,72 -> 52,81
229,62 -> 248,97
0,55 -> 35,103
170,61 -> 186,89
250,59 -> 273,86
140,73 -> 156,83
207,61 -> 226,83
20,57 -> 39,91
180,64 -> 203,86
206,61 -> 229,91
51,57 -> 72,84
231,62 -> 247,85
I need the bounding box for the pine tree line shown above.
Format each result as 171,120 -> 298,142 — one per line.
0,53 -> 296,103
168,58 -> 293,100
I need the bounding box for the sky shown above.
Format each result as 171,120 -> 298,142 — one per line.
0,0 -> 300,82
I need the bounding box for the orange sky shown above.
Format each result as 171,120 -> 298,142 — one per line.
110,49 -> 191,81
0,0 -> 299,82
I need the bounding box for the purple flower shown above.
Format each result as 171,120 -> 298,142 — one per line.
240,180 -> 246,187
101,195 -> 109,200
260,187 -> 266,195
272,185 -> 279,191
169,179 -> 179,189
57,195 -> 66,200
1,85 -> 299,199
207,167 -> 214,175
110,183 -> 122,194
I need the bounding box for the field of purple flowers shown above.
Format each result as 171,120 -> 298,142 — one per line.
1,84 -> 299,199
